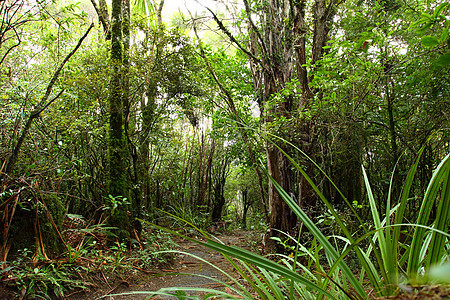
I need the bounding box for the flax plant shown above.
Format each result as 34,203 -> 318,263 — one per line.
135,138 -> 449,299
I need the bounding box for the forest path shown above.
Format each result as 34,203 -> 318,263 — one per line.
75,229 -> 257,300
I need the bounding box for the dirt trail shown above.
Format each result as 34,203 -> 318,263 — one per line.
77,230 -> 255,300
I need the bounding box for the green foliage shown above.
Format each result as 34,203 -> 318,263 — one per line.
4,249 -> 88,299
272,137 -> 450,297
104,195 -> 131,241
141,222 -> 334,299
2,221 -> 176,298
168,205 -> 210,230
1,0 -> 449,298
128,226 -> 176,266
39,193 -> 66,254
104,194 -> 131,217
144,141 -> 449,299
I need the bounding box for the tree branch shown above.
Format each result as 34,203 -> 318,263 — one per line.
38,23 -> 94,110
206,7 -> 262,67
2,23 -> 94,177
242,0 -> 268,56
90,0 -> 110,38
0,26 -> 21,66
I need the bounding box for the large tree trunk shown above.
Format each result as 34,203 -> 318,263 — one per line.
108,0 -> 130,240
257,0 -> 337,250
121,0 -> 141,233
266,147 -> 297,245
210,0 -> 338,251
261,0 -> 298,250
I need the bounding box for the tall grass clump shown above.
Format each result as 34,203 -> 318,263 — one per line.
263,142 -> 449,298
136,141 -> 448,299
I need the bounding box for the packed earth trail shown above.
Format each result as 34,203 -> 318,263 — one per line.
69,230 -> 259,300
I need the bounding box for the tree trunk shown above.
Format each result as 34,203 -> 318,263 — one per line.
90,0 -> 110,37
242,189 -> 249,229
211,154 -> 228,222
261,0 -> 297,250
209,0 -> 338,251
108,0 -> 129,240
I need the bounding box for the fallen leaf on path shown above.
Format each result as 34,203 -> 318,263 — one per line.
179,260 -> 197,265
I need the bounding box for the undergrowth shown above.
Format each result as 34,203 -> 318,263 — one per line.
135,141 -> 449,300
0,220 -> 176,299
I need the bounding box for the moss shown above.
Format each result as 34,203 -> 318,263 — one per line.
106,0 -> 132,243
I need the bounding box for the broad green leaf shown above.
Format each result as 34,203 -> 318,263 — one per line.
421,36 -> 440,47
420,12 -> 432,20
437,52 -> 450,66
441,28 -> 448,42
434,3 -> 449,18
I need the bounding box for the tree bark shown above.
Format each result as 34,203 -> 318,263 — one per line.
261,0 -> 298,250
108,0 -> 130,240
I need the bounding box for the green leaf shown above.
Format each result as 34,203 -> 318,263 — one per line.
408,153 -> 450,277
264,168 -> 367,298
427,158 -> 450,266
421,36 -> 440,47
143,216 -> 333,298
362,166 -> 396,286
440,28 -> 449,42
434,3 -> 449,18
437,52 -> 450,66
203,239 -> 334,297
420,12 -> 433,20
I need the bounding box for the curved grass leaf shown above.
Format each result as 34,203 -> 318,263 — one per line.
408,153 -> 450,277
141,219 -> 334,298
264,168 -> 367,299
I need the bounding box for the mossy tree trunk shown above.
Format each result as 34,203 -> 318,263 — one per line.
122,0 -> 141,233
108,0 -> 130,241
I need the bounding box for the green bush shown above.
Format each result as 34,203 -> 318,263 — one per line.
144,145 -> 449,299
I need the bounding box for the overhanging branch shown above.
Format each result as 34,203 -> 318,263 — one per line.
2,23 -> 94,177
206,7 -> 263,67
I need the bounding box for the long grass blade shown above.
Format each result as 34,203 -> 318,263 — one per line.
266,144 -> 382,295
392,146 -> 426,271
202,239 -> 334,297
408,153 -> 450,276
362,166 -> 394,287
427,157 -> 450,266
265,169 -> 367,299
142,219 -> 334,298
